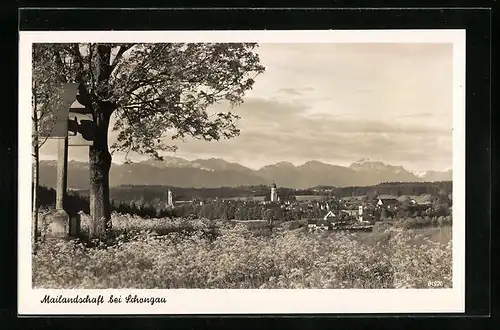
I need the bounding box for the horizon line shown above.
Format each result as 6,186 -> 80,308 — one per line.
49,179 -> 454,192
39,155 -> 453,174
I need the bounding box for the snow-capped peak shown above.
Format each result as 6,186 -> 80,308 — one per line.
350,158 -> 386,170
411,170 -> 428,178
353,158 -> 372,165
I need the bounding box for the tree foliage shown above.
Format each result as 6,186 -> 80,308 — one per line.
33,43 -> 266,159
32,44 -> 68,146
32,42 -> 265,239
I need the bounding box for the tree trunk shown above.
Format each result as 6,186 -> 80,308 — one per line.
87,45 -> 117,241
88,107 -> 112,241
32,109 -> 39,250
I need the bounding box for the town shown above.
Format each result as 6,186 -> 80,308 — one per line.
29,38 -> 456,292
90,182 -> 453,233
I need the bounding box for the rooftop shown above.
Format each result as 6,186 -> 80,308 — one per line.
341,196 -> 366,202
377,195 -> 398,200
411,194 -> 433,204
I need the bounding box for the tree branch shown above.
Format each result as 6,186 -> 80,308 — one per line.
97,44 -> 113,83
52,49 -> 69,84
110,44 -> 135,71
121,96 -> 165,108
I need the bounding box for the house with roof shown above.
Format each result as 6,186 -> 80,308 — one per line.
222,196 -> 266,202
339,196 -> 366,210
307,219 -> 329,232
174,200 -> 192,206
295,195 -> 327,202
338,209 -> 359,217
376,195 -> 399,208
397,195 -> 412,203
306,219 -> 317,230
410,194 -> 433,206
323,210 -> 336,221
408,194 -> 434,212
341,196 -> 367,204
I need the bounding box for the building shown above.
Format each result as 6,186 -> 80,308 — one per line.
307,219 -> 329,231
410,194 -> 433,206
294,195 -> 327,202
166,189 -> 174,208
341,196 -> 366,204
323,210 -> 336,221
221,196 -> 266,202
340,209 -> 359,217
270,182 -> 278,202
397,195 -> 411,203
376,195 -> 399,208
307,219 -> 318,231
173,200 -> 192,207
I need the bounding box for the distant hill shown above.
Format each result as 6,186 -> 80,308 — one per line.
417,170 -> 453,182
59,181 -> 454,208
39,157 -> 452,189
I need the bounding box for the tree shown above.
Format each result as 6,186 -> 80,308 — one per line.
273,208 -> 283,221
236,206 -> 249,220
225,204 -> 236,221
32,45 -> 69,246
263,209 -> 275,229
292,207 -> 303,220
199,204 -> 214,220
249,205 -> 260,220
33,43 -> 265,240
399,198 -> 413,218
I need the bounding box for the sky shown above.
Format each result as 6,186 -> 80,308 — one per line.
40,43 -> 453,172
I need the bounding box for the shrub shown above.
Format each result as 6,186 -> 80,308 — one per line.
33,214 -> 452,289
394,216 -> 452,230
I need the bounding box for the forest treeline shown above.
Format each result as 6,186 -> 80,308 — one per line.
37,181 -> 452,220
73,181 -> 452,202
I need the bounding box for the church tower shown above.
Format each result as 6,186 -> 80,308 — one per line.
270,183 -> 278,202
167,189 -> 174,207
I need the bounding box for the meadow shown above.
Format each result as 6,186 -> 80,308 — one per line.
32,213 -> 452,289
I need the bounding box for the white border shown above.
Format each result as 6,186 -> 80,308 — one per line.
18,30 -> 466,315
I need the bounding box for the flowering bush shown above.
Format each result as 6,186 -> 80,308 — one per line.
393,215 -> 452,230
33,213 -> 452,289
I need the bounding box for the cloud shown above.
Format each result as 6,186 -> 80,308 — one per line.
171,97 -> 452,170
277,87 -> 315,96
395,112 -> 446,119
228,98 -> 450,136
277,88 -> 301,95
39,43 -> 453,172
40,96 -> 452,172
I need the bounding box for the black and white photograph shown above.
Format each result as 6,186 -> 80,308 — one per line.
19,30 -> 466,314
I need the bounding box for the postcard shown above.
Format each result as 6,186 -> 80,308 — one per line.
18,29 -> 465,315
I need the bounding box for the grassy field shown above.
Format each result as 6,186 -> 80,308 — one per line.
33,213 -> 452,289
353,225 -> 452,246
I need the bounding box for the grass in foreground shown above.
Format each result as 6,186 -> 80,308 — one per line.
33,213 -> 452,289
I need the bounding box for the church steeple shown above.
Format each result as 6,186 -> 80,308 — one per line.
166,189 -> 174,207
270,182 -> 278,202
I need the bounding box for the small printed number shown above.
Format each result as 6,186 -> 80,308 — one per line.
428,280 -> 443,287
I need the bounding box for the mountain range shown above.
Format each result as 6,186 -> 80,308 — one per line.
39,157 -> 452,190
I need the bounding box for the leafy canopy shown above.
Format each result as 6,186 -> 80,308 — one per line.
32,44 -> 68,142
32,43 -> 266,159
